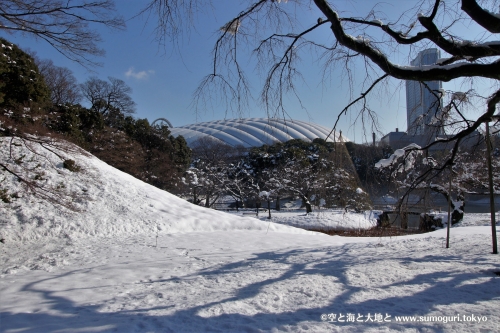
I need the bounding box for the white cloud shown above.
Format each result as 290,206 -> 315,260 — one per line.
125,67 -> 154,80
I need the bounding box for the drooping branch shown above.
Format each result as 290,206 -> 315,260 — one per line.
212,0 -> 267,75
258,20 -> 329,116
0,0 -> 125,67
192,0 -> 301,116
325,73 -> 389,141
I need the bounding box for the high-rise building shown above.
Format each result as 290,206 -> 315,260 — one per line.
406,48 -> 443,136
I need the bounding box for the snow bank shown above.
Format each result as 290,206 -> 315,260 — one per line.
0,137 -> 310,242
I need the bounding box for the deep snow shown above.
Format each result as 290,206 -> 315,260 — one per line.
0,137 -> 499,333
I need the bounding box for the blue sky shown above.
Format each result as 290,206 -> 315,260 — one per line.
1,0 -> 492,143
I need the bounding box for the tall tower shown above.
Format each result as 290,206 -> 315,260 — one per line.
405,49 -> 443,136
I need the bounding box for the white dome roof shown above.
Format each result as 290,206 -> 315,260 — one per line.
169,118 -> 347,148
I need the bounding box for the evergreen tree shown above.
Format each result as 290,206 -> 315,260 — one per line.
0,37 -> 50,108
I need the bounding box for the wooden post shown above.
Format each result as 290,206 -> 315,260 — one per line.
485,122 -> 498,254
446,165 -> 452,249
268,200 -> 271,219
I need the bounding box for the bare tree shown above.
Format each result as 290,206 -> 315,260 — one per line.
188,137 -> 239,208
0,0 -> 125,67
80,76 -> 136,116
37,59 -> 82,105
191,136 -> 236,162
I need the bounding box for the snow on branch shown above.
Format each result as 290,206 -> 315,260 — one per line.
461,0 -> 500,33
374,143 -> 422,170
313,0 -> 500,82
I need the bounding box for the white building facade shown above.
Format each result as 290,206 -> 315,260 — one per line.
405,49 -> 443,136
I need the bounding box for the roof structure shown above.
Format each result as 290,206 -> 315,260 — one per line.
169,118 -> 347,148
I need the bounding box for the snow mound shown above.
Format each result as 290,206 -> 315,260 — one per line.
0,137 -> 311,242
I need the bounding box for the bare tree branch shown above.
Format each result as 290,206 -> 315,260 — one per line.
314,0 -> 500,82
461,0 -> 500,33
0,0 -> 125,67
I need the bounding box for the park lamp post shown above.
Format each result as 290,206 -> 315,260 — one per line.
485,114 -> 499,254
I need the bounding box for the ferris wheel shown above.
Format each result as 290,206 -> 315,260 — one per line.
151,118 -> 173,128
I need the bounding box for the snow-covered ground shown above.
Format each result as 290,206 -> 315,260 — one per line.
1,137 -> 499,332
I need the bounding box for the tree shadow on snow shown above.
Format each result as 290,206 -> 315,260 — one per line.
1,245 -> 499,332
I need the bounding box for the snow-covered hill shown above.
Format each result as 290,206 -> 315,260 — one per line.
0,136 -> 310,242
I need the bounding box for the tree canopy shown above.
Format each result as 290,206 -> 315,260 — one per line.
36,59 -> 82,105
80,76 -> 136,116
0,37 -> 50,107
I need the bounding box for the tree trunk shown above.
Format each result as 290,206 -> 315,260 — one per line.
442,193 -> 464,224
301,195 -> 312,213
451,193 -> 465,225
430,185 -> 465,224
276,195 -> 281,211
306,202 -> 312,214
193,188 -> 199,205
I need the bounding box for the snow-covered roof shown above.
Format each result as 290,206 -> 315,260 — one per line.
169,118 -> 348,148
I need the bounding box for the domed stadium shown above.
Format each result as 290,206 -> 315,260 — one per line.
168,118 -> 347,148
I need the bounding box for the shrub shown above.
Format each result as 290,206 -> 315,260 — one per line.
63,159 -> 80,172
0,188 -> 10,203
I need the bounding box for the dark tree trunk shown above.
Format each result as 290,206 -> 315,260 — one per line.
193,188 -> 199,205
300,195 -> 312,213
276,196 -> 281,211
430,184 -> 465,224
451,193 -> 465,225
306,202 -> 312,214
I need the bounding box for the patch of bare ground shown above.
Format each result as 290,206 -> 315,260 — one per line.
307,226 -> 428,237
